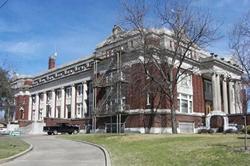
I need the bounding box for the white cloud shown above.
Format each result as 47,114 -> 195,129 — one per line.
0,41 -> 42,55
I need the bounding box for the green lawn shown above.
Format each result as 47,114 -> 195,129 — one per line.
0,136 -> 29,159
62,134 -> 250,166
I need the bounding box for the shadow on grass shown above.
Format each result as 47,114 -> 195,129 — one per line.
237,136 -> 250,139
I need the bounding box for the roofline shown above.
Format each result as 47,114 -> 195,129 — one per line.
33,55 -> 94,79
201,57 -> 243,74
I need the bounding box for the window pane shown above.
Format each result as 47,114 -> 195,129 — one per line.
189,101 -> 192,113
182,94 -> 188,99
177,99 -> 180,111
78,85 -> 83,95
181,100 -> 188,113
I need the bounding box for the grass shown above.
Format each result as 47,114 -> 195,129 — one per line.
62,134 -> 250,166
0,136 -> 29,159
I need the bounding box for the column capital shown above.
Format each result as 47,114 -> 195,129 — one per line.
223,76 -> 228,82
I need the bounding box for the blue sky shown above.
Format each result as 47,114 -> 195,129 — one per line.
0,0 -> 249,76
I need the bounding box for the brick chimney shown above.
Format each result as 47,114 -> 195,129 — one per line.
48,53 -> 57,70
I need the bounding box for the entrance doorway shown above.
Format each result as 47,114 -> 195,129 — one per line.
205,101 -> 212,115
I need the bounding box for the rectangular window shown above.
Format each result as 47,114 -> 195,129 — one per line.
204,80 -> 212,100
130,40 -> 134,47
77,84 -> 83,96
56,106 -> 61,118
67,105 -> 71,118
46,105 -> 51,117
177,93 -> 193,113
66,87 -> 72,98
40,93 -> 44,102
181,99 -> 188,113
56,90 -> 61,100
47,91 -> 52,103
77,103 -> 83,115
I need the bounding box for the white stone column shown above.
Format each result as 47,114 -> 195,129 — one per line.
212,73 -> 218,111
234,82 -> 242,113
28,95 -> 32,120
222,77 -> 228,114
229,81 -> 235,114
43,92 -> 47,119
216,74 -> 222,111
51,90 -> 55,118
71,85 -> 76,119
35,94 -> 39,121
61,87 -> 65,118
83,81 -> 88,118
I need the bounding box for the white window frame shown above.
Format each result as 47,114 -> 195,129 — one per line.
177,93 -> 193,113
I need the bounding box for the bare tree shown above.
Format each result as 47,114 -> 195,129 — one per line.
230,12 -> 250,80
230,11 -> 250,150
121,0 -> 219,133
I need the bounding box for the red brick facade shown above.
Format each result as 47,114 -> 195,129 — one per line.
192,74 -> 205,113
126,63 -> 147,109
96,113 -> 204,129
18,120 -> 33,127
15,95 -> 30,121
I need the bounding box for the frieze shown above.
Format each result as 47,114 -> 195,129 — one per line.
32,59 -> 94,87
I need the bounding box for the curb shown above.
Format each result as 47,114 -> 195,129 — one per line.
74,140 -> 112,166
0,139 -> 33,164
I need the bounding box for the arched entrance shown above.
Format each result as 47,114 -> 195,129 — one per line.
210,115 -> 224,132
206,111 -> 229,131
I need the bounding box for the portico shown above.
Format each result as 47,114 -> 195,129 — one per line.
29,81 -> 90,121
200,55 -> 243,130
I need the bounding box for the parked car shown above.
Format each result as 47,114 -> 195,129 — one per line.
43,123 -> 80,135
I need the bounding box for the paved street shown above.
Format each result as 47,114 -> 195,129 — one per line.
2,135 -> 105,166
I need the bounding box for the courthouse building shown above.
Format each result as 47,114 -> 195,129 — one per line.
11,26 -> 244,133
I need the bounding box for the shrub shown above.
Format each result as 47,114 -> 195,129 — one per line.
208,128 -> 215,134
198,128 -> 208,134
197,128 -> 215,134
241,125 -> 250,134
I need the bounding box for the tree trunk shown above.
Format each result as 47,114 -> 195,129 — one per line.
171,106 -> 177,134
